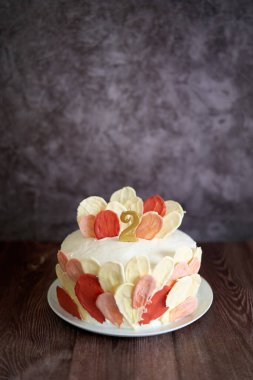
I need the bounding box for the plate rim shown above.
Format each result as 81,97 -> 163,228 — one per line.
47,276 -> 213,338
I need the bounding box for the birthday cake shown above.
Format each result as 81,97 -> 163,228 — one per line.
55,187 -> 202,329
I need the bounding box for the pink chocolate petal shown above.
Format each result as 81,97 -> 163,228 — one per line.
57,250 -> 68,271
171,262 -> 190,280
79,215 -> 96,238
188,257 -> 201,275
169,296 -> 198,322
96,292 -> 123,327
66,258 -> 84,282
136,213 -> 163,240
132,275 -> 157,309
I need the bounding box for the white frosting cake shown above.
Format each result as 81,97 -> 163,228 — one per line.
55,187 -> 202,329
62,229 -> 196,266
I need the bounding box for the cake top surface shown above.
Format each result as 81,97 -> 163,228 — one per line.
61,229 -> 196,266
76,186 -> 185,242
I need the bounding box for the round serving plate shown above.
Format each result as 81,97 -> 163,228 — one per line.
47,276 -> 213,338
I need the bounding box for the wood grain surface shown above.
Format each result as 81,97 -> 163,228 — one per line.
0,240 -> 253,380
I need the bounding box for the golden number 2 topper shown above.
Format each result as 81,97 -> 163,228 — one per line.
119,211 -> 140,242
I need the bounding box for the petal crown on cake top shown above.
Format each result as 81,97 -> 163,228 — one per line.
77,186 -> 185,241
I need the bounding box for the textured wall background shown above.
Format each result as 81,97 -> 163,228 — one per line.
1,0 -> 253,242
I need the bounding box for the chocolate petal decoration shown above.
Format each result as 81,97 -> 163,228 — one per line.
125,256 -> 150,284
136,212 -> 163,240
77,196 -> 107,223
98,262 -> 125,293
132,275 -> 157,309
96,292 -> 123,327
156,211 -> 182,239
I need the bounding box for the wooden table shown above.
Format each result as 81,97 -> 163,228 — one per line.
0,241 -> 253,380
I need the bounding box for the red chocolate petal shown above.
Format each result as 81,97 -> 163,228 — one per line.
79,214 -> 96,238
144,195 -> 166,217
75,274 -> 105,323
132,275 -> 157,309
96,292 -> 123,327
56,286 -> 81,319
136,212 -> 163,240
94,210 -> 120,239
140,284 -> 172,325
66,259 -> 84,282
57,250 -> 68,272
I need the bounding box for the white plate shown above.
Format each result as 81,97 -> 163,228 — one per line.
47,276 -> 213,337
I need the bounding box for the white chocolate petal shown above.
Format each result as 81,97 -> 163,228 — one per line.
165,200 -> 185,217
160,309 -> 171,324
124,197 -> 143,215
81,258 -> 101,275
114,283 -> 141,327
125,256 -> 150,284
55,264 -> 89,320
174,246 -> 193,264
193,247 -> 202,262
56,264 -> 75,297
156,211 -> 182,238
106,201 -> 128,231
99,262 -> 125,293
77,196 -> 107,223
110,187 -> 136,204
152,257 -> 174,290
166,276 -> 193,309
189,274 -> 201,297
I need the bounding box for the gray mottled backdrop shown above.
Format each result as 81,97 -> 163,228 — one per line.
1,0 -> 253,242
